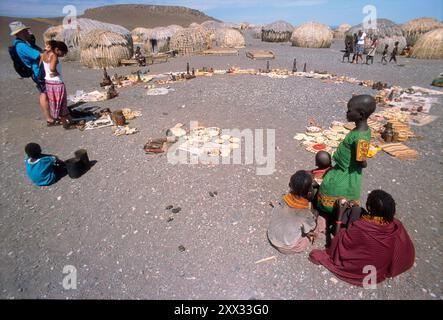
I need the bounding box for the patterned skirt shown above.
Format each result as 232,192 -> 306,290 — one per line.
46,80 -> 69,119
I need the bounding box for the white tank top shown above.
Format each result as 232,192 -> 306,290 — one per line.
43,55 -> 63,82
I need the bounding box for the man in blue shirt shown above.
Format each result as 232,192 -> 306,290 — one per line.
9,21 -> 55,125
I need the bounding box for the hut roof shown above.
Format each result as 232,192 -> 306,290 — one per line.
291,22 -> 333,48
80,29 -> 133,68
402,17 -> 443,35
412,28 -> 443,59
131,27 -> 152,42
336,23 -> 352,33
170,27 -> 210,55
189,22 -> 201,28
346,18 -> 403,38
215,28 -> 245,48
80,29 -> 130,50
263,20 -> 294,33
201,20 -> 224,31
402,17 -> 443,45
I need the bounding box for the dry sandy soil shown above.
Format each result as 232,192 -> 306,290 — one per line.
0,30 -> 442,300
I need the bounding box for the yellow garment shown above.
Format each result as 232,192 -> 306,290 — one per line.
361,214 -> 389,226
283,193 -> 310,209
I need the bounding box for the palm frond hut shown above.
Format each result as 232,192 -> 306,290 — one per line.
43,25 -> 64,42
189,22 -> 201,28
143,27 -> 177,54
168,24 -> 184,34
333,23 -> 351,39
411,28 -> 443,59
262,20 -> 294,42
346,19 -> 406,54
291,22 -> 333,48
170,27 -> 211,56
201,20 -> 224,32
80,29 -> 133,68
131,27 -> 152,43
402,17 -> 443,46
56,18 -> 131,61
214,28 -> 245,48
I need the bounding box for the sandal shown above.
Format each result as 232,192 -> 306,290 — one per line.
47,120 -> 61,127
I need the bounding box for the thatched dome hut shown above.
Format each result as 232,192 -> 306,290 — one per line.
143,26 -> 178,54
170,27 -> 210,55
57,18 -> 131,61
411,28 -> 443,59
80,29 -> 133,68
189,22 -> 201,28
239,22 -> 250,30
291,22 -> 333,48
201,20 -> 224,32
168,24 -> 184,34
346,19 -> 406,53
214,28 -> 245,48
131,27 -> 152,43
402,17 -> 443,46
262,20 -> 294,42
333,23 -> 351,39
43,25 -> 64,42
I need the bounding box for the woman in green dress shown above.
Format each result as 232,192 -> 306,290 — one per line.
317,95 -> 376,215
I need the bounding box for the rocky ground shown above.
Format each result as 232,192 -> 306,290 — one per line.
0,32 -> 442,299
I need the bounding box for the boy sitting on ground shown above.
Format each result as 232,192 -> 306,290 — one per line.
267,171 -> 326,254
24,142 -> 66,186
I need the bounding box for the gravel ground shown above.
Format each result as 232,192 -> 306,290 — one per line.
0,32 -> 442,300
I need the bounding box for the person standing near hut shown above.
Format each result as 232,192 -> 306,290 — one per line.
366,37 -> 377,65
9,21 -> 54,125
41,41 -> 72,129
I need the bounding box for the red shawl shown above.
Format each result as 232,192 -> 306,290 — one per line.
309,218 -> 415,286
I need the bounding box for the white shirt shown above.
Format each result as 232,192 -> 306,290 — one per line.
357,32 -> 367,45
43,57 -> 63,82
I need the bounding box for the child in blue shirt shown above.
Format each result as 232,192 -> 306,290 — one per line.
25,143 -> 65,186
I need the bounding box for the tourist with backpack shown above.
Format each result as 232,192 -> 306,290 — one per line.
9,21 -> 57,126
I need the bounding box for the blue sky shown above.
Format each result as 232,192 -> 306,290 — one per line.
0,0 -> 442,25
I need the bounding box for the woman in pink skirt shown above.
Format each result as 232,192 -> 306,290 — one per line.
41,40 -> 72,129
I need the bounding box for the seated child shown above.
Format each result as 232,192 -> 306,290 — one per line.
25,143 -> 65,186
310,190 -> 415,287
311,151 -> 332,185
134,46 -> 146,67
267,171 -> 326,254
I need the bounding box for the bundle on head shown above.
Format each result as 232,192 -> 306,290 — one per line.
43,25 -> 64,42
143,26 -> 178,54
333,23 -> 351,39
80,29 -> 133,68
402,17 -> 443,46
262,20 -> 294,42
346,18 -> 406,54
214,28 -> 245,48
291,22 -> 333,48
411,28 -> 443,59
131,27 -> 152,43
169,27 -> 211,55
56,18 -> 131,61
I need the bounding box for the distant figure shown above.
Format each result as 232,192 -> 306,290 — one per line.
390,41 -> 399,64
381,44 -> 389,65
343,41 -> 352,62
354,30 -> 366,64
366,37 -> 377,65
24,143 -> 66,186
134,46 -> 146,67
351,33 -> 358,62
41,40 -> 73,129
